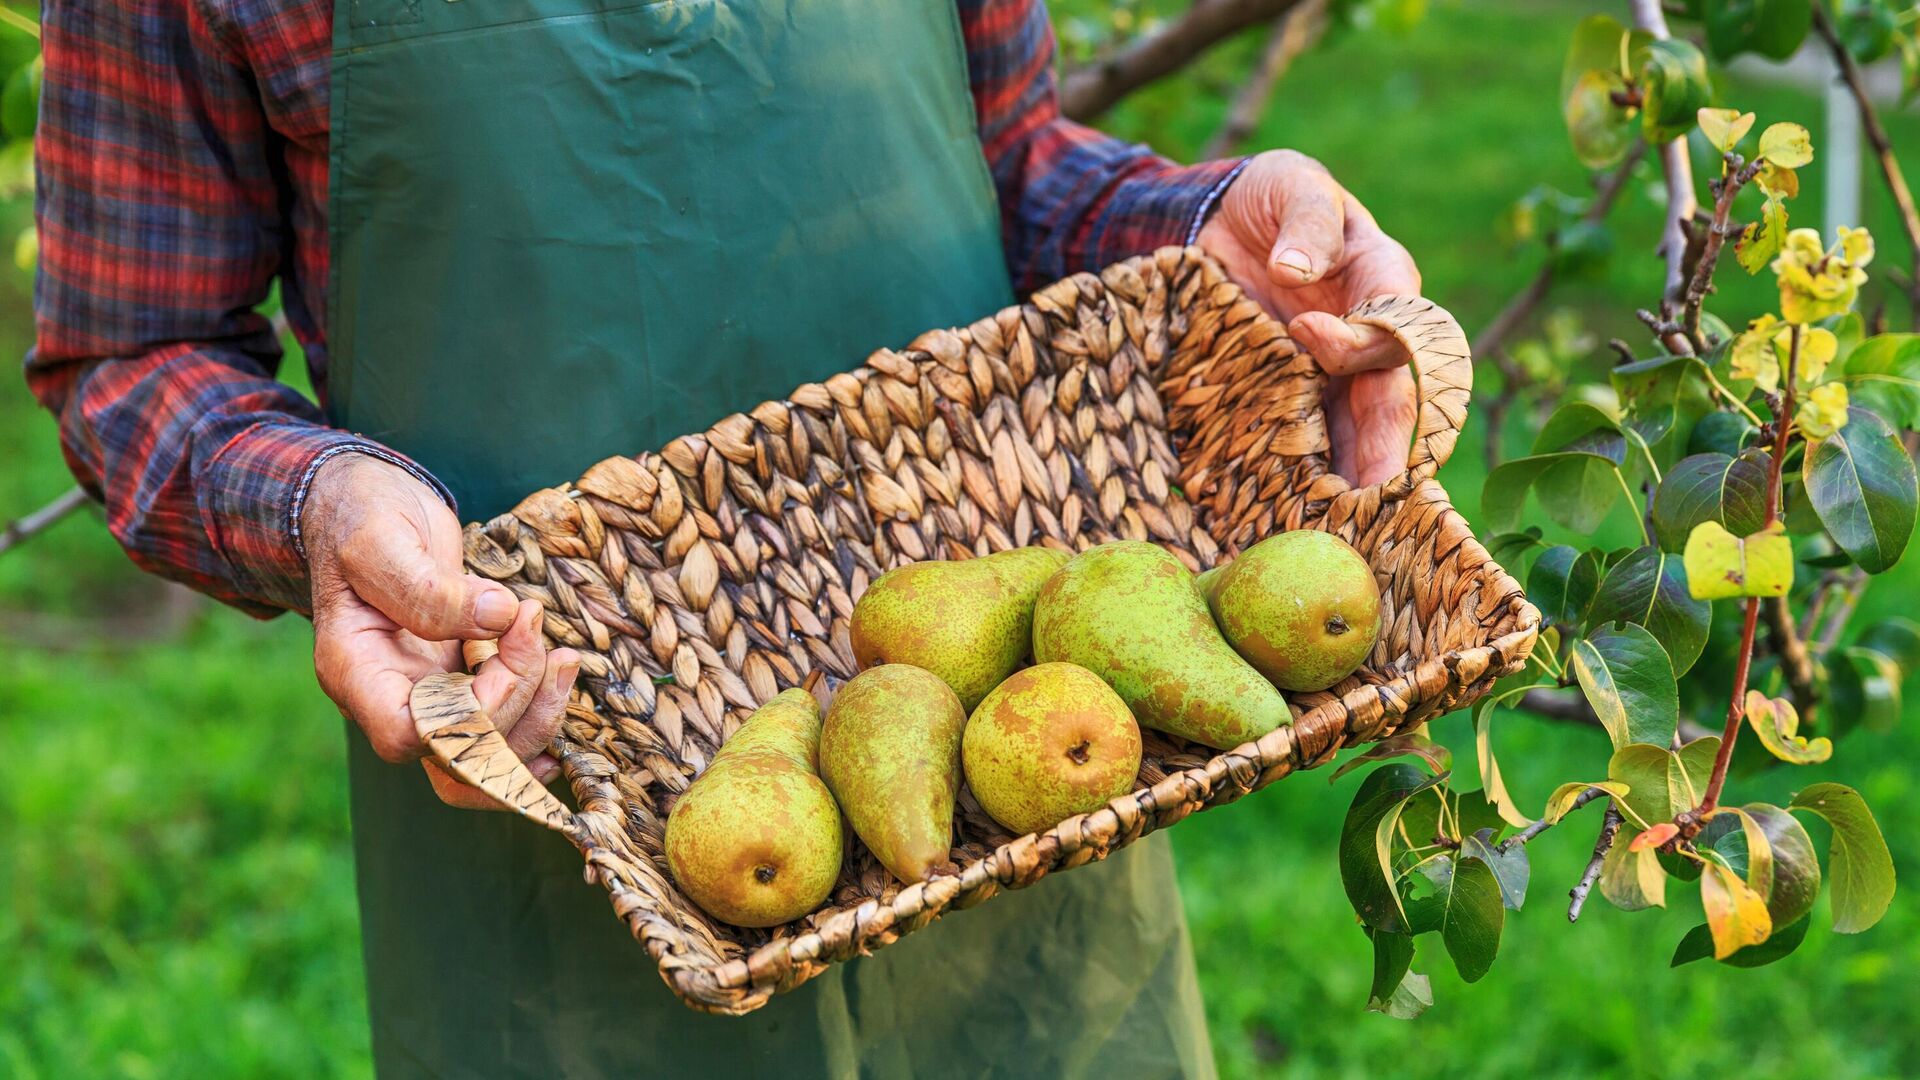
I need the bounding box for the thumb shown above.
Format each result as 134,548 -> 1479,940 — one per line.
1267,172 -> 1346,289
339,531 -> 518,641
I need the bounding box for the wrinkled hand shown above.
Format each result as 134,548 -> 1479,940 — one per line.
1197,149 -> 1423,486
303,453 -> 579,810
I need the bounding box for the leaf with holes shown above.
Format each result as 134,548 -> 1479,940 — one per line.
1805,407 -> 1918,572
1742,690 -> 1831,764
1587,546 -> 1711,675
1651,451 -> 1770,553
1573,624 -> 1681,749
1789,784 -> 1896,933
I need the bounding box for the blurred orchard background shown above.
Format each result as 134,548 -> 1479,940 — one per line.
5,1 -> 1920,1076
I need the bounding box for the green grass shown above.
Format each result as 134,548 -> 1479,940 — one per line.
4,1 -> 1919,1076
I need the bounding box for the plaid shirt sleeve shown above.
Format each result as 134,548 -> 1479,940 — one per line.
25,0 -> 447,619
959,0 -> 1249,292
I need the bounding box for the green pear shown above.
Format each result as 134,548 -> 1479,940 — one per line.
664,689 -> 843,928
850,546 -> 1069,710
1194,564 -> 1227,605
962,662 -> 1142,836
1208,530 -> 1380,692
819,665 -> 966,883
1032,541 -> 1287,749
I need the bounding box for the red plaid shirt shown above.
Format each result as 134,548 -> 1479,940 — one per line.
28,0 -> 1244,617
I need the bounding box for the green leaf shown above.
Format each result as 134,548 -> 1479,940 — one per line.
1824,645 -> 1903,737
1450,788 -> 1512,843
1638,38 -> 1712,142
1835,0 -> 1897,62
1704,0 -> 1813,61
1790,783 -> 1897,933
1564,68 -> 1638,168
1689,410 -> 1760,457
1481,451 -> 1621,533
1600,829 -> 1668,911
1608,737 -> 1721,825
1837,333 -> 1920,429
1742,690 -> 1831,764
1572,624 -> 1681,749
1857,616 -> 1920,671
1330,731 -> 1452,783
1652,451 -> 1771,552
0,56 -> 37,142
1611,355 -> 1700,446
1461,828 -> 1529,911
1587,546 -> 1712,675
1534,401 -> 1625,456
1683,520 -> 1794,600
1407,854 -> 1505,983
1562,14 -> 1631,103
1485,527 -> 1545,572
1706,803 -> 1821,928
1364,929 -> 1419,1016
1805,407 -> 1919,573
1340,765 -> 1448,933
1756,121 -> 1814,168
1527,545 -> 1601,627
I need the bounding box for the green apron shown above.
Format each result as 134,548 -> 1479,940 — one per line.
327,0 -> 1215,1075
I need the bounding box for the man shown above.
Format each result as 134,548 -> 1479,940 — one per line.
31,0 -> 1420,1074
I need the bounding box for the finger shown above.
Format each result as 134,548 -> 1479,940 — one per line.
1289,311 -> 1410,376
1267,169 -> 1347,288
421,757 -> 562,812
503,648 -> 581,763
1349,366 -> 1420,487
330,661 -> 427,764
470,600 -> 547,729
339,530 -> 517,641
1338,215 -> 1422,298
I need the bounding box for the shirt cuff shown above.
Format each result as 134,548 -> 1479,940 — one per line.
1082,156 -> 1250,269
198,422 -> 455,615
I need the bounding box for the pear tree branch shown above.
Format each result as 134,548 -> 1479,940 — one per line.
1060,0 -> 1313,121
0,487 -> 91,557
1200,0 -> 1328,158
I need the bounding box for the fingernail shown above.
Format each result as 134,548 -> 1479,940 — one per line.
557,659 -> 580,689
476,589 -> 516,631
1274,247 -> 1313,278
533,756 -> 561,784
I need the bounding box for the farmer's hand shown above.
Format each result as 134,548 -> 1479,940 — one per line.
1197,149 -> 1423,486
302,453 -> 579,810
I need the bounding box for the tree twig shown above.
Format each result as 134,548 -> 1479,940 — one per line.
1060,0 -> 1312,121
1696,325 -> 1799,821
0,487 -> 91,557
1810,3 -> 1920,315
1630,0 -> 1699,354
1200,0 -> 1328,159
1500,786 -> 1607,851
1568,803 -> 1624,922
1763,592 -> 1817,718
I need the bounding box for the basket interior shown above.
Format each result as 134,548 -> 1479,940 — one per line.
459,247 -> 1532,1006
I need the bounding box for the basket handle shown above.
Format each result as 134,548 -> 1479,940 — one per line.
410,672 -> 576,833
1342,295 -> 1471,484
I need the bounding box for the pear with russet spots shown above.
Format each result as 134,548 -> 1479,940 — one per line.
1207,530 -> 1380,692
963,662 -> 1141,836
664,689 -> 843,928
850,546 -> 1069,710
820,664 -> 967,883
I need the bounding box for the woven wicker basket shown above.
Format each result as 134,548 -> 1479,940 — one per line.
409,246 -> 1540,1015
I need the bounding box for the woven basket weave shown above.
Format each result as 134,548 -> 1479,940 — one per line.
409,246 -> 1540,1015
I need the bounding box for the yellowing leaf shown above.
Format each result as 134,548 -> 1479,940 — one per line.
1730,313 -> 1782,389
1701,859 -> 1773,959
1756,162 -> 1799,199
1541,780 -> 1630,824
1786,325 -> 1838,386
1631,822 -> 1680,851
1737,196 -> 1788,275
1697,107 -> 1755,153
1743,689 -> 1833,764
1599,831 -> 1668,911
1684,520 -> 1794,600
1838,224 -> 1875,267
1757,122 -> 1814,168
1797,382 -> 1850,440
